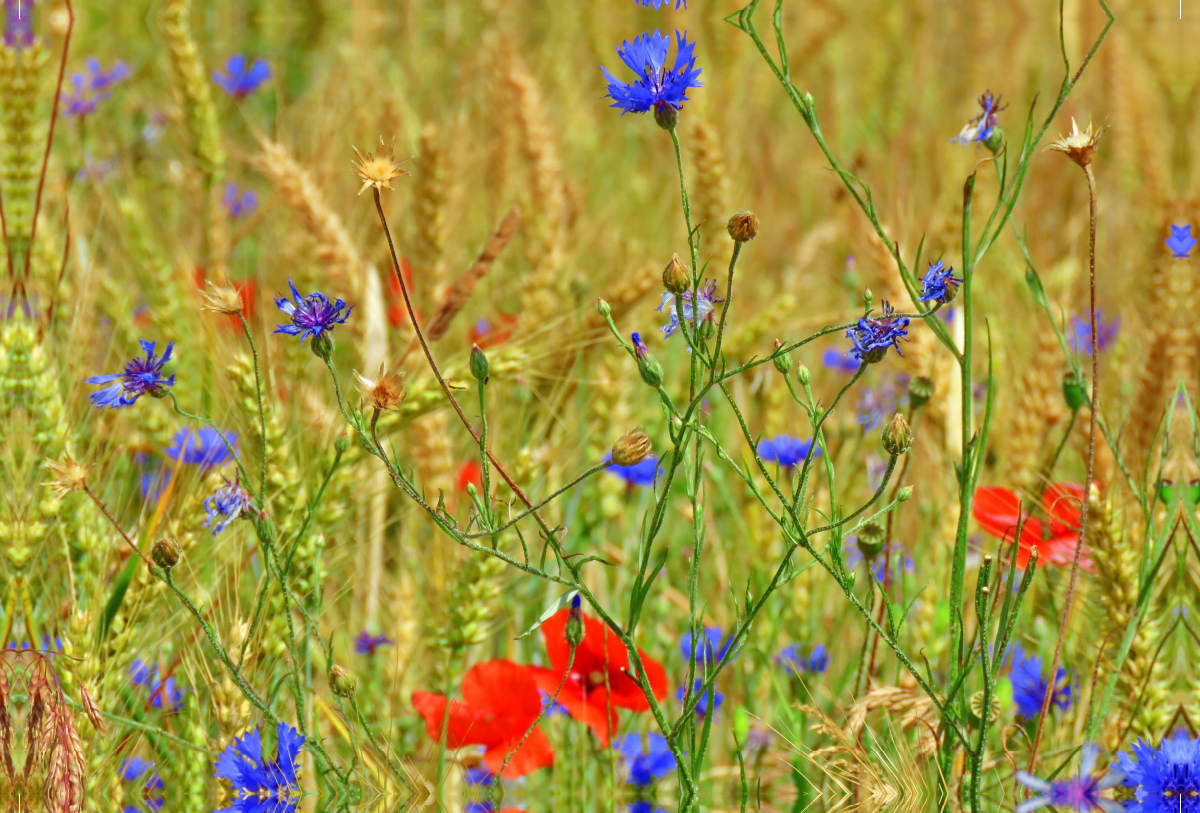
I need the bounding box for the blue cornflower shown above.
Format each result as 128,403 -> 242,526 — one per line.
951,91 -> 1006,145
85,57 -> 129,92
214,55 -> 271,98
203,477 -> 257,536
128,660 -> 186,712
1070,311 -> 1120,355
354,630 -> 393,655
677,679 -> 723,717
601,30 -> 702,117
679,627 -> 733,665
1008,645 -> 1072,717
273,280 -> 352,345
629,804 -> 669,813
635,0 -> 687,7
656,279 -> 723,339
539,690 -> 569,716
919,260 -> 962,305
822,347 -> 861,374
1017,743 -> 1124,813
606,452 -> 659,487
1166,224 -> 1196,259
61,73 -> 105,117
757,435 -> 820,468
85,340 -> 176,410
844,542 -> 915,581
223,184 -> 259,219
139,457 -> 171,504
121,756 -> 165,792
214,721 -> 304,804
845,301 -> 909,364
775,644 -> 828,675
614,732 -> 676,787
1118,732 -> 1200,813
166,426 -> 237,470
464,767 -> 495,786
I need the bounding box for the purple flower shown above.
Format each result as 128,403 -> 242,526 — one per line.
354,631 -> 393,655
758,435 -> 820,468
606,452 -> 659,487
656,279 -> 722,339
128,660 -> 186,712
1008,645 -> 1072,717
677,679 -> 723,717
121,756 -> 165,793
273,280 -> 352,344
679,627 -> 733,665
635,0 -> 687,6
951,91 -> 1006,145
1118,732 -> 1200,813
600,30 -> 702,117
214,55 -> 271,98
822,347 -> 861,373
1165,224 -> 1196,259
775,644 -> 828,674
85,58 -> 129,92
845,301 -> 909,363
5,0 -> 32,48
214,721 -> 304,802
1070,311 -> 1120,354
203,477 -> 256,536
84,340 -> 175,410
61,73 -> 105,117
614,732 -> 676,786
223,184 -> 258,219
166,426 -> 237,470
919,260 -> 962,305
632,331 -> 650,359
1017,743 -> 1124,813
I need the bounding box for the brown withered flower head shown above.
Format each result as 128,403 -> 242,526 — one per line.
355,364 -> 406,411
44,452 -> 89,497
611,429 -> 652,467
352,137 -> 408,196
1045,118 -> 1105,168
199,280 -> 247,316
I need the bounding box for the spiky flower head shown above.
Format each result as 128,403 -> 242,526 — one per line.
84,340 -> 176,409
727,211 -> 759,243
600,30 -> 703,120
44,452 -> 89,497
273,280 -> 352,345
662,253 -> 690,295
1017,743 -> 1124,813
1008,645 -> 1072,717
200,281 -> 249,316
1046,118 -> 1105,168
202,477 -> 257,536
354,364 -> 406,411
845,301 -> 910,363
919,260 -> 963,305
1118,732 -> 1200,813
214,721 -> 304,798
951,91 -> 1006,146
656,279 -> 723,338
352,137 -> 407,196
330,665 -> 357,698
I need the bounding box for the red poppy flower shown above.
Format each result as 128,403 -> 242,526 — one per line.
411,659 -> 554,778
528,607 -> 668,746
457,460 -> 483,493
386,257 -> 423,329
973,483 -> 1092,570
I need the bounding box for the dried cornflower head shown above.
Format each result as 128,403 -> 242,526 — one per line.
44,453 -> 89,497
1046,117 -> 1105,168
727,210 -> 759,243
352,137 -> 408,196
199,280 -> 247,316
611,429 -> 652,467
355,364 -> 406,411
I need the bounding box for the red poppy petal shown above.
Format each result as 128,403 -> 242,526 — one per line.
1043,483 -> 1086,536
529,667 -> 617,745
483,726 -> 555,778
411,691 -> 507,749
461,660 -> 541,724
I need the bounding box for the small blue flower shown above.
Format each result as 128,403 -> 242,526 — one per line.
679,627 -> 733,665
951,91 -> 1006,145
822,348 -> 861,374
121,756 -> 165,792
166,426 -> 238,470
1017,743 -> 1124,813
656,279 -> 723,339
677,679 -> 723,717
1118,732 -> 1200,813
1165,224 -> 1196,259
845,301 -> 909,364
635,0 -> 687,7
757,435 -> 820,468
605,452 -> 659,487
775,644 -> 828,675
919,260 -> 962,305
464,767 -> 495,786
214,55 -> 271,98
61,73 -> 105,117
85,340 -> 176,410
223,183 -> 259,219
214,721 -> 304,803
203,477 -> 257,536
1070,311 -> 1120,355
274,280 -> 352,344
128,660 -> 186,712
614,732 -> 676,787
844,542 -> 915,581
539,690 -> 569,717
85,57 -> 129,92
1008,645 -> 1072,718
40,634 -> 63,653
601,29 -> 703,117
354,630 -> 393,655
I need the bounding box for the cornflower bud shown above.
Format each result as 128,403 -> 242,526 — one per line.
772,339 -> 793,376
908,376 -> 935,410
727,211 -> 760,243
631,333 -> 663,388
863,288 -> 874,312
565,594 -> 585,647
330,665 -> 357,697
855,521 -> 886,560
881,413 -> 913,456
597,298 -> 612,318
612,430 -> 652,467
796,363 -> 811,386
662,254 -> 690,295
151,538 -> 181,570
334,434 -> 350,453
256,517 -> 277,544
469,344 -> 490,383
897,485 -> 914,502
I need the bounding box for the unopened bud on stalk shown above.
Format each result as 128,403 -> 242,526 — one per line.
662,253 -> 691,295
772,340 -> 793,375
855,521 -> 886,560
466,482 -> 478,499
565,594 -> 585,647
330,665 -> 357,697
863,288 -> 874,313
727,211 -> 760,243
151,538 -> 181,570
256,517 -> 277,544
881,413 -> 913,456
612,430 -> 652,467
908,376 -> 935,410
335,434 -> 350,453
897,485 -> 914,502
796,363 -> 811,386
597,298 -> 611,318
1062,371 -> 1087,412
470,344 -> 490,383
631,333 -> 663,388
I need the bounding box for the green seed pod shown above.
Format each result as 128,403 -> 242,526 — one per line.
334,433 -> 350,453
908,376 -> 935,410
256,517 -> 277,544
597,298 -> 612,318
565,595 -> 585,647
856,521 -> 886,560
469,344 -> 490,383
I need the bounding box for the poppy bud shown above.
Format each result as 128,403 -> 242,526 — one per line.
855,521 -> 886,560
612,430 -> 652,467
1062,372 -> 1087,412
335,433 -> 350,453
565,595 -> 585,647
470,344 -> 490,383
311,332 -> 334,360
662,254 -> 690,295
151,538 -> 181,570
597,298 -> 612,318
881,413 -> 913,456
727,211 -> 760,243
772,339 -> 793,375
908,376 -> 935,410
796,363 -> 811,386
653,102 -> 678,131
330,665 -> 357,697
631,333 -> 664,388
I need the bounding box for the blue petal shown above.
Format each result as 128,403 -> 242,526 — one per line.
275,722 -> 305,786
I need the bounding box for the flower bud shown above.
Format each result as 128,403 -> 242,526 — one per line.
772,339 -> 793,376
897,485 -> 914,502
469,344 -> 490,384
855,521 -> 886,560
612,430 -> 652,467
335,434 -> 350,453
908,376 -> 935,410
330,665 -> 357,698
653,102 -> 678,131
881,413 -> 913,456
311,332 -> 334,360
863,288 -> 874,312
662,254 -> 690,295
597,298 -> 612,318
727,211 -> 760,243
151,538 -> 181,570
796,363 -> 811,386
631,333 -> 663,388
256,517 -> 277,544
1062,371 -> 1087,412
466,482 -> 478,499
565,594 -> 585,647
